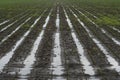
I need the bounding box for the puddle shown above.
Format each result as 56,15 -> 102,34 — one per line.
0,16 -> 41,73
69,9 -> 120,74
64,8 -> 95,76
0,17 -> 31,45
0,20 -> 9,26
101,29 -> 120,46
51,7 -> 65,79
18,10 -> 52,79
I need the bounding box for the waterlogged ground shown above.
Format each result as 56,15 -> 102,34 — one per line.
0,2 -> 120,80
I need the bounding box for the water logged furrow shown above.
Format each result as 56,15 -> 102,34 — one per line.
70,9 -> 120,73
72,6 -> 98,19
72,7 -> 119,44
0,16 -> 39,59
93,38 -> 120,73
114,26 -> 120,31
85,11 -> 98,19
0,16 -> 40,73
63,8 -> 95,76
74,8 -> 120,46
0,13 -> 29,33
0,11 -> 29,31
72,32 -> 96,75
51,7 -> 65,80
0,10 -> 49,79
69,8 -> 120,75
18,30 -> 44,79
101,29 -> 120,46
73,8 -> 120,61
112,27 -> 120,33
72,7 -> 101,26
0,17 -> 31,45
59,6 -> 85,80
73,8 -> 98,27
56,7 -> 60,30
0,20 -> 17,32
102,27 -> 120,42
52,33 -> 63,75
26,8 -> 57,80
0,20 -> 9,26
9,10 -> 29,21
18,9 -> 52,79
0,15 -> 31,44
0,11 -> 28,28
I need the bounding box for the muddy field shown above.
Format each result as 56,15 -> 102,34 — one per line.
0,0 -> 120,80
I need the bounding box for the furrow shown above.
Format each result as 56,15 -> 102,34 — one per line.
18,9 -> 52,79
71,8 -> 120,73
0,20 -> 9,26
0,16 -> 41,73
69,8 -> 120,79
59,6 -> 85,80
0,10 -> 28,27
73,7 -> 120,62
101,29 -> 120,46
0,17 -> 31,45
27,7 -> 56,80
74,8 -> 120,46
0,12 -> 29,33
51,7 -> 65,80
64,8 -> 95,76
112,27 -> 120,33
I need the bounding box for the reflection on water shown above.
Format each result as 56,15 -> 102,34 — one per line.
18,10 -> 52,79
0,20 -> 9,26
72,8 -> 120,74
0,18 -> 31,72
0,20 -> 17,32
64,8 -> 95,76
0,17 -> 31,45
51,7 -> 65,80
112,27 -> 120,33
101,29 -> 120,46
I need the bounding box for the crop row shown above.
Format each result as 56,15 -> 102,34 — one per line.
0,4 -> 120,80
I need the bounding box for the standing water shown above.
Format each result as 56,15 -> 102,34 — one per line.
0,17 -> 31,73
0,20 -> 17,32
63,8 -> 96,76
74,8 -> 120,46
112,27 -> 120,33
69,8 -> 120,74
0,17 -> 31,45
101,29 -> 120,46
18,10 -> 52,79
51,7 -> 65,80
0,20 -> 9,26
0,13 -> 28,33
